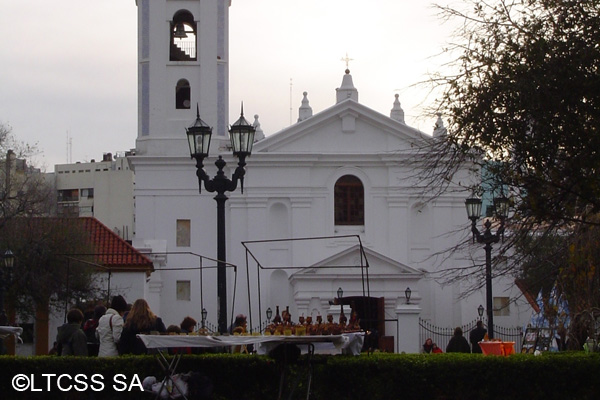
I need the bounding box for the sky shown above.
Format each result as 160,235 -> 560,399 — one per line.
0,0 -> 459,172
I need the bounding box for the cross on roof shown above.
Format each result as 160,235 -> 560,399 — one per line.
341,52 -> 354,69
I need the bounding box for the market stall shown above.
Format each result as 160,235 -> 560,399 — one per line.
137,332 -> 364,399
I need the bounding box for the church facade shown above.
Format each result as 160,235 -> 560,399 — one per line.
128,0 -> 529,353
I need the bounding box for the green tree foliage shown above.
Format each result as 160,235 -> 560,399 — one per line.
1,218 -> 99,320
430,0 -> 600,225
518,217 -> 600,348
0,122 -> 99,319
420,1 -> 600,330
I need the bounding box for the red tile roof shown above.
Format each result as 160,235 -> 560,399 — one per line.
76,217 -> 154,273
8,217 -> 154,274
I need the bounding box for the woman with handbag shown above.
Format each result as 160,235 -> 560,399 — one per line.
96,295 -> 128,357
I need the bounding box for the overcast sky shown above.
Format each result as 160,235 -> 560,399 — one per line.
0,1 -> 458,171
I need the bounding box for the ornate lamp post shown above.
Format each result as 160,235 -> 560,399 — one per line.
186,104 -> 255,333
337,287 -> 346,323
478,304 -> 484,321
0,250 -> 15,326
266,307 -> 272,324
405,287 -> 412,305
201,308 -> 208,329
465,193 -> 509,339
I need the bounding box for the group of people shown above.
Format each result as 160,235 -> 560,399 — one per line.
423,321 -> 488,354
55,296 -> 197,357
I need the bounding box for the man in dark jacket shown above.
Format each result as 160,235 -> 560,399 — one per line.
56,308 -> 88,356
446,327 -> 471,353
469,320 -> 487,353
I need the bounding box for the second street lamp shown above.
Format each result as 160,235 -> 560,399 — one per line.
0,250 -> 15,327
201,308 -> 208,329
465,193 -> 509,339
186,104 -> 255,333
337,287 -> 346,324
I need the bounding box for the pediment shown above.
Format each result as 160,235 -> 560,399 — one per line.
253,99 -> 429,155
290,245 -> 423,280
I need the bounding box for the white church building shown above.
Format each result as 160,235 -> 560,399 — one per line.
127,0 -> 530,353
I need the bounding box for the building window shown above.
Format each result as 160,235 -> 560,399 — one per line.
493,297 -> 510,317
57,189 -> 79,203
334,175 -> 364,225
176,280 -> 191,301
176,79 -> 191,109
57,203 -> 79,217
81,188 -> 94,199
176,219 -> 191,247
170,10 -> 197,61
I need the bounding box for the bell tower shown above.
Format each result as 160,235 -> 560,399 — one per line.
135,0 -> 230,156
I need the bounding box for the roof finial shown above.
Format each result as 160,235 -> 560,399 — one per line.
341,52 -> 353,73
253,114 -> 265,141
298,91 -> 313,122
336,66 -> 358,103
433,113 -> 447,138
390,94 -> 405,123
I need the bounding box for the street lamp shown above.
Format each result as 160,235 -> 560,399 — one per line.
405,287 -> 412,305
266,307 -> 272,324
201,308 -> 208,329
0,250 -> 15,326
478,304 -> 484,320
337,287 -> 346,323
186,104 -> 255,333
465,193 -> 509,339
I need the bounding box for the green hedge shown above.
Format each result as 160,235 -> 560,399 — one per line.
0,352 -> 599,400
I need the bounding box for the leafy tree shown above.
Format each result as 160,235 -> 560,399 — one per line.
418,0 -> 600,336
0,122 -> 99,321
427,0 -> 600,223
1,218 -> 99,320
518,218 -> 600,349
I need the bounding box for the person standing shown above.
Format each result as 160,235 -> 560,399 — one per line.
83,304 -> 106,356
446,327 -> 471,353
469,320 -> 487,353
119,299 -> 166,354
96,295 -> 128,357
56,308 -> 88,356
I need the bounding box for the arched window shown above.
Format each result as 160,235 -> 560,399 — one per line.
170,10 -> 197,61
176,79 -> 191,109
334,175 -> 364,225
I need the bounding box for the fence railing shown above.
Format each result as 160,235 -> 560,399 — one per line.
419,318 -> 523,353
251,320 -> 271,334
195,321 -> 219,334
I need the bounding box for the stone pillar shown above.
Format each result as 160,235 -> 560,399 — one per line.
395,304 -> 421,353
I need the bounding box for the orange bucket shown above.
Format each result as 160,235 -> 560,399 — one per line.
479,341 -> 503,355
501,341 -> 515,355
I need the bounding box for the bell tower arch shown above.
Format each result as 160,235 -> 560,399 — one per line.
135,0 -> 230,156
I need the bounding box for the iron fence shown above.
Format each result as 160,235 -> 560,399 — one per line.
419,318 -> 523,353
251,320 -> 270,334
195,321 -> 219,334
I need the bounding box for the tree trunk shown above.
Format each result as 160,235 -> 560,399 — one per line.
35,302 -> 49,355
